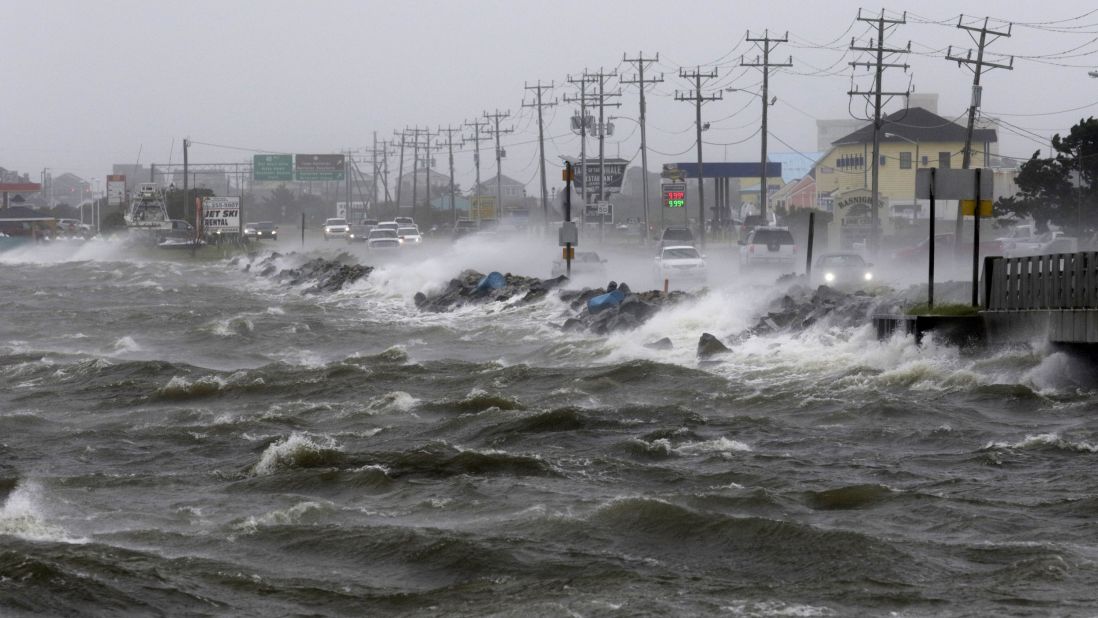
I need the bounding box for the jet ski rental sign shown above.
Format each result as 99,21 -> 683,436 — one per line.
202,196 -> 241,234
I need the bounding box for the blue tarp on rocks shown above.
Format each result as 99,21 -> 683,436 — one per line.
587,289 -> 625,314
475,271 -> 506,294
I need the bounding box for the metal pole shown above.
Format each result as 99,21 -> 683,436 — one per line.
972,167 -> 982,307
929,167 -> 936,308
395,131 -> 405,213
411,127 -> 419,221
579,81 -> 588,217
493,113 -> 503,222
565,162 -> 573,276
301,211 -> 305,247
805,211 -> 815,277
447,128 -> 457,227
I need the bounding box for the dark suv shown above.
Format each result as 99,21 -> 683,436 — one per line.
659,226 -> 695,248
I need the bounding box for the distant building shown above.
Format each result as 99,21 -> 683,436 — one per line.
396,168 -> 452,208
812,106 -> 998,249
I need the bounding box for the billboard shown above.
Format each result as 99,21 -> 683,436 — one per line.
106,174 -> 127,207
572,159 -> 628,199
295,154 -> 345,181
201,196 -> 241,233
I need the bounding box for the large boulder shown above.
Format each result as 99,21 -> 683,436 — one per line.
697,332 -> 731,358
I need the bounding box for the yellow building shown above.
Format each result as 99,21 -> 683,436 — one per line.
812,107 -> 998,249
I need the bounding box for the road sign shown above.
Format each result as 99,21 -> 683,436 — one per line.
106,174 -> 126,207
253,154 -> 293,181
295,154 -> 345,181
558,221 -> 578,246
662,182 -> 686,208
201,196 -> 241,233
584,202 -> 613,223
472,195 -> 497,219
915,168 -> 993,200
960,199 -> 993,217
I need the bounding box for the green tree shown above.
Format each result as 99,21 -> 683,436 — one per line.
996,116 -> 1098,234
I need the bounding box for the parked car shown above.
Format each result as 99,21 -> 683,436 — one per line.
367,228 -> 401,250
654,245 -> 707,283
551,251 -> 607,278
812,252 -> 874,288
454,219 -> 479,239
323,218 -> 349,241
659,226 -> 695,248
347,223 -> 372,242
1004,230 -> 1071,257
244,221 -> 278,240
740,226 -> 796,270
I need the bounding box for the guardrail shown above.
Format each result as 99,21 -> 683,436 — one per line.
983,252 -> 1098,311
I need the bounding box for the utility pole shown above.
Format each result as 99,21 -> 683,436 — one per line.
587,67 -> 620,239
622,52 -> 663,244
464,117 -> 490,223
408,126 -> 422,221
849,8 -> 911,256
947,16 -> 1013,251
439,125 -> 462,226
565,73 -> 598,213
676,66 -> 722,248
523,80 -> 557,228
483,110 -> 513,222
420,127 -> 436,223
394,129 -> 406,211
742,31 -> 792,222
371,131 -> 379,213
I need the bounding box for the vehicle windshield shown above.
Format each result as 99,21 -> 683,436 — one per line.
326,219 -> 347,226
370,230 -> 397,239
363,220 -> 378,225
256,222 -> 274,230
817,254 -> 865,267
378,222 -> 398,229
752,229 -> 794,244
398,227 -> 418,235
663,247 -> 700,259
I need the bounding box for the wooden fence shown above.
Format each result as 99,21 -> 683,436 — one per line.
984,252 -> 1098,311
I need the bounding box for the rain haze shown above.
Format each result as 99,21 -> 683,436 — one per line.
5,2 -> 1098,617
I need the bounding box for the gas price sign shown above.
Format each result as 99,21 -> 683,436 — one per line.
662,182 -> 686,208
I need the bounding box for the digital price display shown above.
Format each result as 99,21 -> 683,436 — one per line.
662,182 -> 687,208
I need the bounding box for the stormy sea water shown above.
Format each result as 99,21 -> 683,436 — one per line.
2,237 -> 1098,617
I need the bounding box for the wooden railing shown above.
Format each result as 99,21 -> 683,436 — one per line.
983,252 -> 1098,311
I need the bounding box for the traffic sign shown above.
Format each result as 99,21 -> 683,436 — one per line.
253,154 -> 293,181
295,154 -> 345,181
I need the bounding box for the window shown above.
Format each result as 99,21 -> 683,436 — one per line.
899,152 -> 912,169
938,152 -> 952,169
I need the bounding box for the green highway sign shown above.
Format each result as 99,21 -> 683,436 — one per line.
295,154 -> 345,181
253,154 -> 293,181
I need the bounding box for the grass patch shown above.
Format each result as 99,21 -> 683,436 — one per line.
905,303 -> 979,316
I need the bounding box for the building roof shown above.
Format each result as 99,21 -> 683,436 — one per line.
833,107 -> 997,146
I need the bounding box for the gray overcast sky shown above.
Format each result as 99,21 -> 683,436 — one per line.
2,0 -> 1097,191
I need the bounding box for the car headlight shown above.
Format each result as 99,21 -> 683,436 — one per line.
864,272 -> 873,281
824,272 -> 835,282
349,234 -> 355,238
